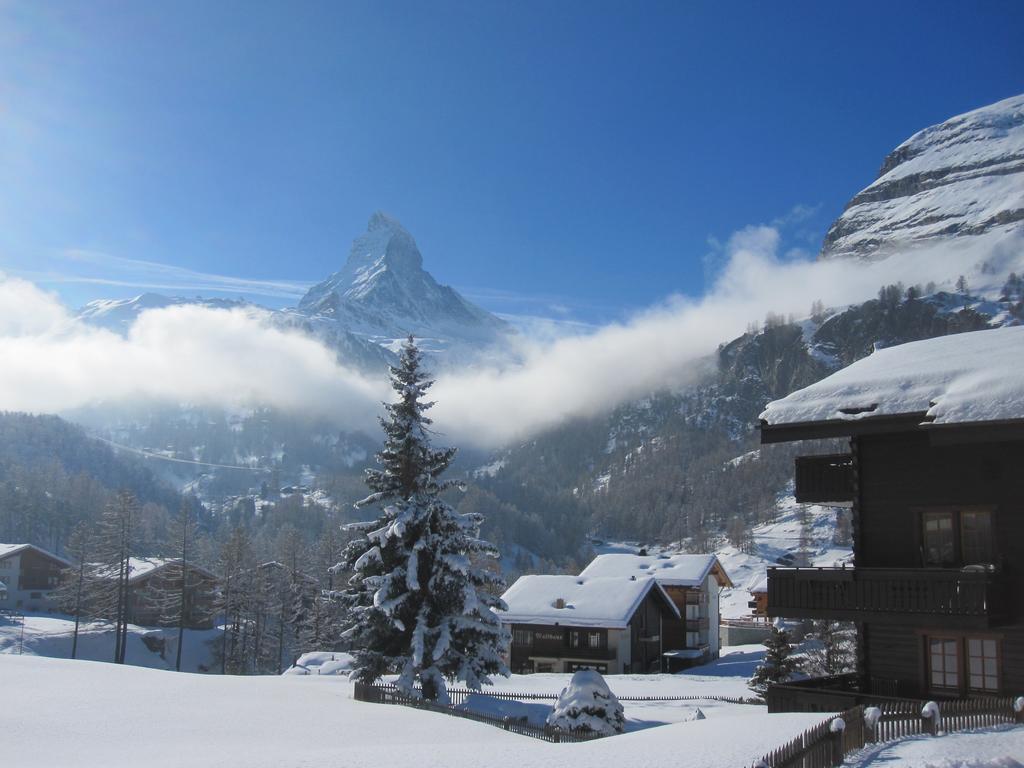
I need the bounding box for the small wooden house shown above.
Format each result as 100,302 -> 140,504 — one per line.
0,543 -> 72,612
759,327 -> 1024,710
500,575 -> 680,674
123,558 -> 219,629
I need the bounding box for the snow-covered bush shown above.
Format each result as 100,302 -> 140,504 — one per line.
684,707 -> 706,722
283,652 -> 354,676
546,670 -> 625,736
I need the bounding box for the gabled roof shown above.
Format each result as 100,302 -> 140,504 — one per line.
0,543 -> 73,568
131,558 -> 218,583
579,553 -> 733,588
92,557 -> 218,583
499,575 -> 680,629
760,327 -> 1024,443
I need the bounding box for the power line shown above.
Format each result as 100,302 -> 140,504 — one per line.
90,435 -> 271,472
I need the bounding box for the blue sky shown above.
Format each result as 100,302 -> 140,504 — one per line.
1,0 -> 1022,324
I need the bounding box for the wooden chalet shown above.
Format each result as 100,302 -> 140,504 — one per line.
123,558 -> 219,629
758,327 -> 1024,711
0,543 -> 72,612
578,553 -> 733,670
499,574 -> 680,674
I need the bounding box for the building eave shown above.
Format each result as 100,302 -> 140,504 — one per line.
760,413 -> 1024,446
759,413 -> 930,444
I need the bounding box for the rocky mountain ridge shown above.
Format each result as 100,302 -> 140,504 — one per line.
822,93 -> 1024,260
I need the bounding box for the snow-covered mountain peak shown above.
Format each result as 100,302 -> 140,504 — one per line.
296,213 -> 508,353
821,93 -> 1024,260
366,210 -> 407,233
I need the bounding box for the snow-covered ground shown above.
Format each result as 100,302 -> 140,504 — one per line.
0,612 -> 219,672
2,652 -> 826,768
848,726 -> 1024,768
472,644 -> 766,732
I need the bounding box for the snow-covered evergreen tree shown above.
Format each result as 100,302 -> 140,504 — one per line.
802,620 -> 857,677
749,622 -> 799,697
546,670 -> 625,736
334,336 -> 508,701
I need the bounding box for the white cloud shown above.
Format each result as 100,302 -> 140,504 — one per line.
430,226 -> 1024,446
0,273 -> 385,429
1,224 -> 1021,449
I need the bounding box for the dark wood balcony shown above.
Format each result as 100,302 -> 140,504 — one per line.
767,566 -> 1006,628
794,453 -> 854,503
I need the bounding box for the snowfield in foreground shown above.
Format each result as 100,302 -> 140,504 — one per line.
4,653 -> 827,768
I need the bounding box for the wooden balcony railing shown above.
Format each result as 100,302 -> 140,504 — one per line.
794,454 -> 854,503
767,567 -> 1005,628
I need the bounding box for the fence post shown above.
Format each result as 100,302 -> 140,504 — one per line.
863,706 -> 881,744
829,717 -> 846,767
1014,696 -> 1024,725
921,701 -> 940,736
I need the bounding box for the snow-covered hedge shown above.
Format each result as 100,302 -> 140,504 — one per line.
546,670 -> 625,736
283,652 -> 354,676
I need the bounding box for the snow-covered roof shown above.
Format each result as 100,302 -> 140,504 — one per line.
499,575 -> 679,629
578,553 -> 732,588
127,558 -> 174,581
0,543 -> 72,567
760,327 -> 1024,429
90,557 -> 217,583
748,573 -> 769,595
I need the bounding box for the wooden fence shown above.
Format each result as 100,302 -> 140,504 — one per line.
362,681 -> 757,708
352,682 -> 605,743
752,696 -> 1023,768
353,681 -> 759,743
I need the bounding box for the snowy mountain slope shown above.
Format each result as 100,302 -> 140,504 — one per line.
297,212 -> 511,357
78,292 -> 250,332
716,492 -> 852,621
822,93 -> 1024,260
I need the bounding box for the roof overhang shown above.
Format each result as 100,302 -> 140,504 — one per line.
498,615 -> 630,629
760,413 -> 1024,446
0,543 -> 73,568
128,560 -> 219,584
759,413 -> 929,444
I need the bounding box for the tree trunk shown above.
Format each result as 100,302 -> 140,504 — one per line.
71,560 -> 85,660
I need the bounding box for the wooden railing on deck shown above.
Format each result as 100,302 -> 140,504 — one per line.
767,566 -> 1002,624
